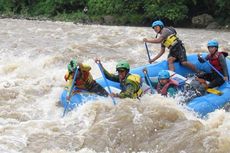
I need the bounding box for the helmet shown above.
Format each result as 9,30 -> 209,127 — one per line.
68,59 -> 77,72
207,40 -> 218,48
116,60 -> 130,71
158,70 -> 170,79
152,20 -> 164,28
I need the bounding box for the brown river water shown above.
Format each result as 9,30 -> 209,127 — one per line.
0,19 -> 230,153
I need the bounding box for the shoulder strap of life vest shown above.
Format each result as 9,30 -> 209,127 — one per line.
167,26 -> 177,35
159,79 -> 178,95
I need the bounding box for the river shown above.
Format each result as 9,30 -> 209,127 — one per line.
0,18 -> 230,153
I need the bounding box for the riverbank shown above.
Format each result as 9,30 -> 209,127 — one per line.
0,13 -> 229,30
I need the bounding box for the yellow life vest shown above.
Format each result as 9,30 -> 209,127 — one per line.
163,34 -> 178,48
127,74 -> 143,98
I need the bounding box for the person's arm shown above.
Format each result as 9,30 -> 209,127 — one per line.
95,59 -> 120,82
100,64 -> 119,82
149,47 -> 165,63
143,36 -> 164,44
219,54 -> 229,80
198,54 -> 209,63
64,71 -> 70,81
103,68 -> 119,82
205,55 -> 209,60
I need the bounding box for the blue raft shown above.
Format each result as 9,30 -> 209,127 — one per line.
60,54 -> 230,117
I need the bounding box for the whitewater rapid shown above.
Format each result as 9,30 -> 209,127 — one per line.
0,18 -> 230,153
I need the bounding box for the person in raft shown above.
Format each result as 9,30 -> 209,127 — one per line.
64,59 -> 108,98
196,40 -> 229,88
143,69 -> 178,97
95,59 -> 143,99
143,20 -> 197,72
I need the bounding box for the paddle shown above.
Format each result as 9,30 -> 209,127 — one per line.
62,68 -> 78,117
96,62 -> 116,105
206,88 -> 223,95
144,42 -> 151,63
143,68 -> 155,94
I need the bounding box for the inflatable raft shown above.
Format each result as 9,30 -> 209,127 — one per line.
60,54 -> 230,117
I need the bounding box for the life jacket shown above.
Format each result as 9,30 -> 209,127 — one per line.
162,27 -> 179,48
156,79 -> 178,96
75,71 -> 95,90
207,52 -> 227,72
120,73 -> 143,98
64,69 -> 95,90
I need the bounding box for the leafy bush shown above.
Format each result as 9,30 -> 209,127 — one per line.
87,0 -> 123,15
144,0 -> 188,23
0,1 -> 13,13
54,11 -> 89,22
0,0 -> 228,27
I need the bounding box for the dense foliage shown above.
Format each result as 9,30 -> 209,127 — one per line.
0,0 -> 229,26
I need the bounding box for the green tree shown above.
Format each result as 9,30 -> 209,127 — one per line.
144,0 -> 188,23
215,0 -> 230,24
87,0 -> 123,15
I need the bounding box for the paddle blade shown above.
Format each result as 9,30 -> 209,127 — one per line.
62,101 -> 70,117
207,88 -> 223,96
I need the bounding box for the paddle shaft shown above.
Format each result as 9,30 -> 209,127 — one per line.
205,62 -> 223,79
144,70 -> 155,94
62,68 -> 78,117
144,42 -> 151,63
97,63 -> 116,105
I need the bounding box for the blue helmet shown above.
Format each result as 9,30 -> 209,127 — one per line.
207,40 -> 218,48
158,70 -> 170,79
152,20 -> 164,28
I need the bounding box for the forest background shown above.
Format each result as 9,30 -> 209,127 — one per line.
0,0 -> 229,28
